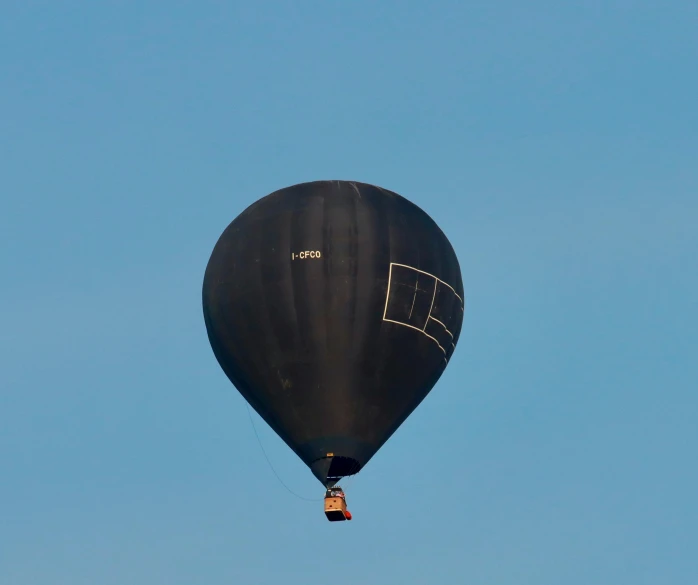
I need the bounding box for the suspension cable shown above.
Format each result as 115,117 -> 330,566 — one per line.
245,403 -> 323,502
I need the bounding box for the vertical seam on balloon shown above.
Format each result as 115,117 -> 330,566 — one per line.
423,280 -> 438,332
408,278 -> 419,319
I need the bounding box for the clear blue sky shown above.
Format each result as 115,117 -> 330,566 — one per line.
2,1 -> 696,584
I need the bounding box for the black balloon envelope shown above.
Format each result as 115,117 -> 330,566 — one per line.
202,180 -> 465,488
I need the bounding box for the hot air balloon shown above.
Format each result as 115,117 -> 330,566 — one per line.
202,180 -> 464,521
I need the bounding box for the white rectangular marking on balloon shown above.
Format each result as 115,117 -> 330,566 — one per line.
381,263 -> 394,321
382,262 -> 464,362
429,316 -> 454,338
390,263 -> 464,305
383,318 -> 447,355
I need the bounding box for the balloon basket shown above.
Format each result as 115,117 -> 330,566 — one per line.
324,496 -> 350,522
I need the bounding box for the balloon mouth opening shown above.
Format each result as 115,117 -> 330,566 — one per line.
310,456 -> 362,487
328,456 -> 361,477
